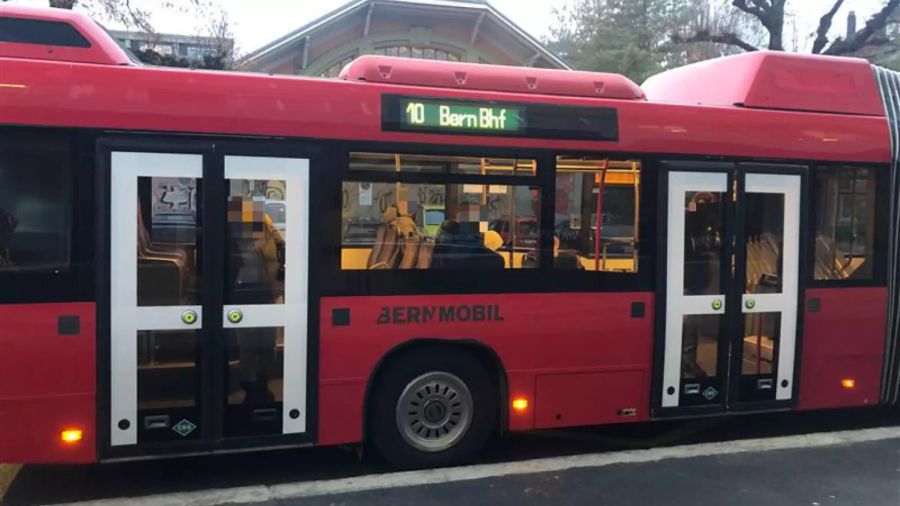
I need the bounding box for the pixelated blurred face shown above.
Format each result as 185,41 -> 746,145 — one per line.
228,196 -> 266,239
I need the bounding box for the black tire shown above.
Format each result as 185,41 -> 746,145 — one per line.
369,347 -> 497,469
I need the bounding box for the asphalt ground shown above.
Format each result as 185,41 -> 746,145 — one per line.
2,407 -> 899,505
283,435 -> 900,506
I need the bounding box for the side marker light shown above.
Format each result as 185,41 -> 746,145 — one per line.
512,397 -> 529,412
841,378 -> 856,389
61,429 -> 83,444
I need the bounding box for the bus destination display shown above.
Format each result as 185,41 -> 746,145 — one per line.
400,99 -> 523,133
382,94 -> 619,141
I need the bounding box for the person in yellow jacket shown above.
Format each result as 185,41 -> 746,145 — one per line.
227,195 -> 285,405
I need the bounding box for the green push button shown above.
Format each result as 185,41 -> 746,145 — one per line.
745,299 -> 756,310
227,309 -> 243,324
181,310 -> 198,325
711,299 -> 723,311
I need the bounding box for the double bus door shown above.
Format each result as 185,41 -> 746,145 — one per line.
107,148 -> 310,452
658,162 -> 803,412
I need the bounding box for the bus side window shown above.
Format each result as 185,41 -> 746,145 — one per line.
813,166 -> 878,281
0,133 -> 73,272
554,156 -> 641,273
341,181 -> 540,270
341,152 -> 541,271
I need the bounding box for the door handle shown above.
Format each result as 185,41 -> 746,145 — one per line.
227,308 -> 244,324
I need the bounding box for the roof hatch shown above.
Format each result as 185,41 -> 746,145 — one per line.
0,5 -> 133,66
642,51 -> 884,116
340,55 -> 645,100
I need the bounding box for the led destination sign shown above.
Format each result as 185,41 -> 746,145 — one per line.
382,94 -> 619,141
401,99 -> 523,133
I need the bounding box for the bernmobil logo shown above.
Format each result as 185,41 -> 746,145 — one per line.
377,304 -> 505,324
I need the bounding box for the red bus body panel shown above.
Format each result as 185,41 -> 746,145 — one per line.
798,288 -> 888,410
0,59 -> 891,164
0,303 -> 96,463
318,293 -> 654,446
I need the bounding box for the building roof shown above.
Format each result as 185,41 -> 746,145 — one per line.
240,0 -> 568,70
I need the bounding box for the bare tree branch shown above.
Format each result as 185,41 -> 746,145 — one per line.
824,0 -> 900,55
731,0 -> 785,50
811,0 -> 845,54
672,29 -> 760,52
732,0 -> 766,20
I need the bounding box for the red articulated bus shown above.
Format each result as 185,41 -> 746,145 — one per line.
1,5 -> 899,468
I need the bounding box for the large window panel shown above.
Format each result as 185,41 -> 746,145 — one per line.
814,166 -> 876,281
0,134 -> 72,272
554,156 -> 640,273
342,152 -> 540,271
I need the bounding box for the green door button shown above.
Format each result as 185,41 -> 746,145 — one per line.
745,298 -> 756,310
227,309 -> 243,324
711,299 -> 723,311
181,310 -> 198,325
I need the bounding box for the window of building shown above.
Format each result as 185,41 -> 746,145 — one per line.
0,133 -> 73,272
0,17 -> 91,48
554,156 -> 640,272
321,52 -> 358,78
374,44 -> 461,62
342,153 -> 540,270
814,166 -> 877,281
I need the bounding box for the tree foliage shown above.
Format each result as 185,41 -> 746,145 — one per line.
549,0 -> 900,80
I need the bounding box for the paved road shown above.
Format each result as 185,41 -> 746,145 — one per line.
288,436 -> 900,506
3,408 -> 899,505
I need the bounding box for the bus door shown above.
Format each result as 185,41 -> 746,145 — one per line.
107,148 -> 311,453
658,162 -> 803,412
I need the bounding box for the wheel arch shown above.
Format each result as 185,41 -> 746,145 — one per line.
361,338 -> 509,445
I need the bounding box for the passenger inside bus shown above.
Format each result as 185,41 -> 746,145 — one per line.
431,221 -> 505,270
226,194 -> 285,404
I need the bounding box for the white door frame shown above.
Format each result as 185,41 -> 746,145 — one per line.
741,173 -> 801,401
661,171 -> 728,408
660,169 -> 802,409
110,152 -> 204,446
223,155 -> 310,434
109,152 -> 311,447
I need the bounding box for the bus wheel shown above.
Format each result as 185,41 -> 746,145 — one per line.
370,348 -> 497,469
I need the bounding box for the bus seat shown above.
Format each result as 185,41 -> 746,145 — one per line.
416,241 -> 434,269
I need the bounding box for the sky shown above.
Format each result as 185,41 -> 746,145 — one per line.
2,0 -> 892,56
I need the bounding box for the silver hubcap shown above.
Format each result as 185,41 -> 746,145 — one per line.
396,372 -> 473,453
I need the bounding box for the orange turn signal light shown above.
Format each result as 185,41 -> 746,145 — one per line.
61,429 -> 83,444
512,397 -> 529,412
841,378 -> 856,389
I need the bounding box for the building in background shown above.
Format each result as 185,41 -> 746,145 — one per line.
110,30 -> 235,68
240,0 -> 568,76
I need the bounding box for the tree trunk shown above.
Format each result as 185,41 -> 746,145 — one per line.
49,0 -> 77,8
765,1 -> 785,50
